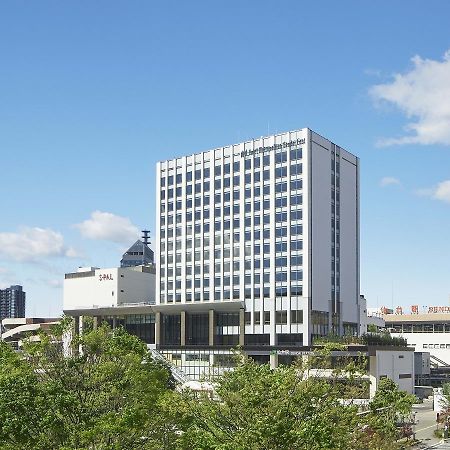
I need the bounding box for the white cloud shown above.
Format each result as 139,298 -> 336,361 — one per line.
0,227 -> 76,262
432,180 -> 450,203
47,279 -> 63,289
417,180 -> 450,204
74,211 -> 139,245
370,49 -> 450,146
380,177 -> 401,187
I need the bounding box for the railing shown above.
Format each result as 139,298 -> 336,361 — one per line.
149,348 -> 191,384
430,354 -> 450,368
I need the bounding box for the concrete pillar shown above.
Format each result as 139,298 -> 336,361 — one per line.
181,311 -> 186,346
239,308 -> 245,346
155,312 -> 161,346
78,316 -> 84,356
73,316 -> 80,336
270,352 -> 278,369
209,310 -> 215,346
71,316 -> 80,356
93,316 -> 98,330
112,316 -> 117,329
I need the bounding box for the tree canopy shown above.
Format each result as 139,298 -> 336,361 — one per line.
0,321 -> 415,450
0,320 -> 178,450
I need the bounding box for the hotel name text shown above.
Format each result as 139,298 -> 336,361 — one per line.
241,138 -> 305,158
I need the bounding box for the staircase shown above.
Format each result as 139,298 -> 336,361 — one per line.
149,348 -> 191,384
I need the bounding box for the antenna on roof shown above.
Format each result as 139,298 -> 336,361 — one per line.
141,230 -> 151,245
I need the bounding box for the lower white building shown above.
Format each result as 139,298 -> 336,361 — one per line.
384,309 -> 450,367
63,265 -> 156,311
368,348 -> 415,397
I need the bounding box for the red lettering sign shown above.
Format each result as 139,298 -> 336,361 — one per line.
99,273 -> 114,281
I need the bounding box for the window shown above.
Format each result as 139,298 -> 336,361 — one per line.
264,311 -> 271,325
291,163 -> 302,175
290,148 -> 302,160
275,167 -> 287,178
276,212 -> 287,223
291,210 -> 302,220
291,255 -> 302,266
291,310 -> 303,324
291,179 -> 302,190
275,272 -> 287,282
291,194 -> 302,205
291,224 -> 302,235
276,311 -> 287,325
276,256 -> 287,267
275,151 -> 287,163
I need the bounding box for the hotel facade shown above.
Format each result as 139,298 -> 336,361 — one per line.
155,128 -> 360,360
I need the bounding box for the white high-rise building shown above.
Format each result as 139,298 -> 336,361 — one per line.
156,128 -> 360,351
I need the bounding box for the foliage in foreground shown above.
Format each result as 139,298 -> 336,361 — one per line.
0,319 -> 179,450
176,352 -> 413,450
0,321 -> 415,449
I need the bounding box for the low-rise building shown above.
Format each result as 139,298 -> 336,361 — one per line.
0,317 -> 59,349
384,306 -> 450,368
63,265 -> 156,311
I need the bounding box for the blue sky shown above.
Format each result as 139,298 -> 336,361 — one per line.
1,1 -> 449,316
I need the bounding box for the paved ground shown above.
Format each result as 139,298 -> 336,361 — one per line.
412,399 -> 443,449
419,441 -> 450,449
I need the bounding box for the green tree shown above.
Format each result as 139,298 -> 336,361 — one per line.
366,377 -> 416,447
176,353 -> 367,450
0,319 -> 179,450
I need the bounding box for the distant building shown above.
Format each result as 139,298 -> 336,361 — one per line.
0,285 -> 26,319
120,236 -> 154,268
0,317 -> 59,349
384,307 -> 450,368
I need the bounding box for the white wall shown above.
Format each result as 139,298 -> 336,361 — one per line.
64,267 -> 155,311
392,332 -> 450,367
117,268 -> 155,305
310,138 -> 332,313
339,153 -> 359,326
369,350 -> 414,397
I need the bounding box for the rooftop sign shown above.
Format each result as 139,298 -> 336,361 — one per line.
241,138 -> 305,158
